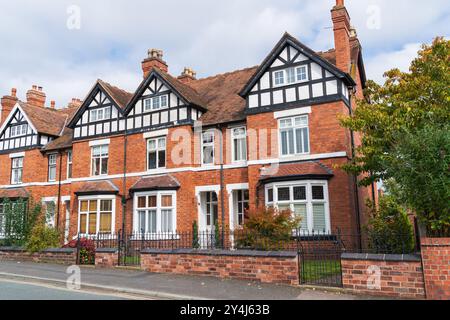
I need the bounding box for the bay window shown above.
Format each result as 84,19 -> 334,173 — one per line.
91,145 -> 108,176
232,127 -> 247,163
279,115 -> 310,156
266,181 -> 330,233
78,197 -> 114,235
147,137 -> 166,170
134,192 -> 176,235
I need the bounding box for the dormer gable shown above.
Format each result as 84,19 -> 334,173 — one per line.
68,80 -> 131,140
123,68 -> 206,134
240,33 -> 355,114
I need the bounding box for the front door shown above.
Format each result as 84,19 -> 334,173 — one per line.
199,191 -> 218,248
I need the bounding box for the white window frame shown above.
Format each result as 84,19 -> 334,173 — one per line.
11,157 -> 24,185
67,150 -> 73,179
265,180 -> 330,234
133,191 -> 177,238
231,126 -> 247,163
77,195 -> 116,235
201,131 -> 215,166
147,136 -> 167,170
273,65 -> 309,87
10,124 -> 27,138
42,198 -> 57,228
144,95 -> 168,112
48,154 -> 57,182
279,115 -> 310,157
90,106 -> 111,122
90,145 -> 109,176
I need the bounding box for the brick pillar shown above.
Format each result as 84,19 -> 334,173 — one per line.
95,249 -> 119,268
421,237 -> 450,300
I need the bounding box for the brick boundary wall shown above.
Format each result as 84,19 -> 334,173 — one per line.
95,248 -> 119,268
420,237 -> 450,300
341,253 -> 425,299
0,247 -> 77,265
141,249 -> 299,285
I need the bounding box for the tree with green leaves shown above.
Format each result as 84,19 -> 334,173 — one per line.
340,37 -> 450,233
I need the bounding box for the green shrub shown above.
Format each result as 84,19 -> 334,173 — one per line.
26,224 -> 61,253
365,196 -> 415,254
235,206 -> 300,251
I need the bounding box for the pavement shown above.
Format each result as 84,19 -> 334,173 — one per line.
0,261 -> 374,300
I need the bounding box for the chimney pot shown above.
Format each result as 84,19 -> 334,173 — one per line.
27,85 -> 46,107
336,0 -> 344,6
50,100 -> 56,109
142,48 -> 169,77
11,88 -> 17,97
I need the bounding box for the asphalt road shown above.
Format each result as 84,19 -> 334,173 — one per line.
0,279 -> 128,300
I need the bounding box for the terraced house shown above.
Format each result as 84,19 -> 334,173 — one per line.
0,1 -> 375,244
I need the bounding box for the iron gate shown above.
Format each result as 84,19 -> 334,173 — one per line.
118,232 -> 142,266
297,233 -> 343,287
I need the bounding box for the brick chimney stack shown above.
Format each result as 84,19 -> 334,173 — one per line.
1,88 -> 18,127
142,49 -> 169,78
26,85 -> 46,108
331,0 -> 352,73
178,67 -> 197,84
68,98 -> 82,109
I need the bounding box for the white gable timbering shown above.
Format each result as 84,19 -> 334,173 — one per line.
125,75 -> 201,134
0,104 -> 41,153
243,39 -> 353,112
73,88 -> 124,140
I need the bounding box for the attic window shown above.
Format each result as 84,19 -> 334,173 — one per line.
144,95 -> 168,111
273,66 -> 309,87
90,107 -> 111,122
10,124 -> 27,138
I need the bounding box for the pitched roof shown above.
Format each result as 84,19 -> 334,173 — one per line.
189,67 -> 258,126
259,161 -> 334,183
19,102 -> 70,136
98,79 -> 133,109
0,187 -> 29,199
129,174 -> 180,193
41,127 -> 74,152
74,180 -> 119,196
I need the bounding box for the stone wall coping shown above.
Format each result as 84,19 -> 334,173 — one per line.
95,248 -> 119,254
0,246 -> 26,252
341,252 -> 421,262
141,248 -> 298,258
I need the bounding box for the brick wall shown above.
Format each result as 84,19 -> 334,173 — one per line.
0,247 -> 77,265
421,237 -> 450,300
341,253 -> 425,299
141,249 -> 299,285
95,248 -> 118,268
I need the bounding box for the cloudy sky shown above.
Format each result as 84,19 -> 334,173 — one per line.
0,0 -> 448,107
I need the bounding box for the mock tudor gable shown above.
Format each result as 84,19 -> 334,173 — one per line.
68,80 -> 132,140
124,68 -> 206,134
240,33 -> 355,114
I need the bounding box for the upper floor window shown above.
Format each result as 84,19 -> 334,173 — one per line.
11,157 -> 23,185
232,127 -> 247,163
202,131 -> 215,165
48,154 -> 57,182
147,137 -> 166,170
273,66 -> 309,87
90,107 -> 111,122
91,145 -> 108,176
279,115 -> 310,156
67,150 -> 73,179
10,124 -> 27,138
144,95 -> 168,111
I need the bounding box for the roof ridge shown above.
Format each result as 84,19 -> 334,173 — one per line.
98,79 -> 133,96
195,66 -> 259,82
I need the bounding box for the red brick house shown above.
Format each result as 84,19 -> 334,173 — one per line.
0,1 -> 375,243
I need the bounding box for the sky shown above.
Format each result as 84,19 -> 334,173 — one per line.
0,0 -> 448,107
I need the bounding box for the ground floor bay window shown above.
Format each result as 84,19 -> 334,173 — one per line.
133,191 -> 176,236
78,195 -> 115,235
265,180 -> 330,233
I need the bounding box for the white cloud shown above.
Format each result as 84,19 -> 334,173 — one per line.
0,0 -> 447,106
365,43 -> 422,84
